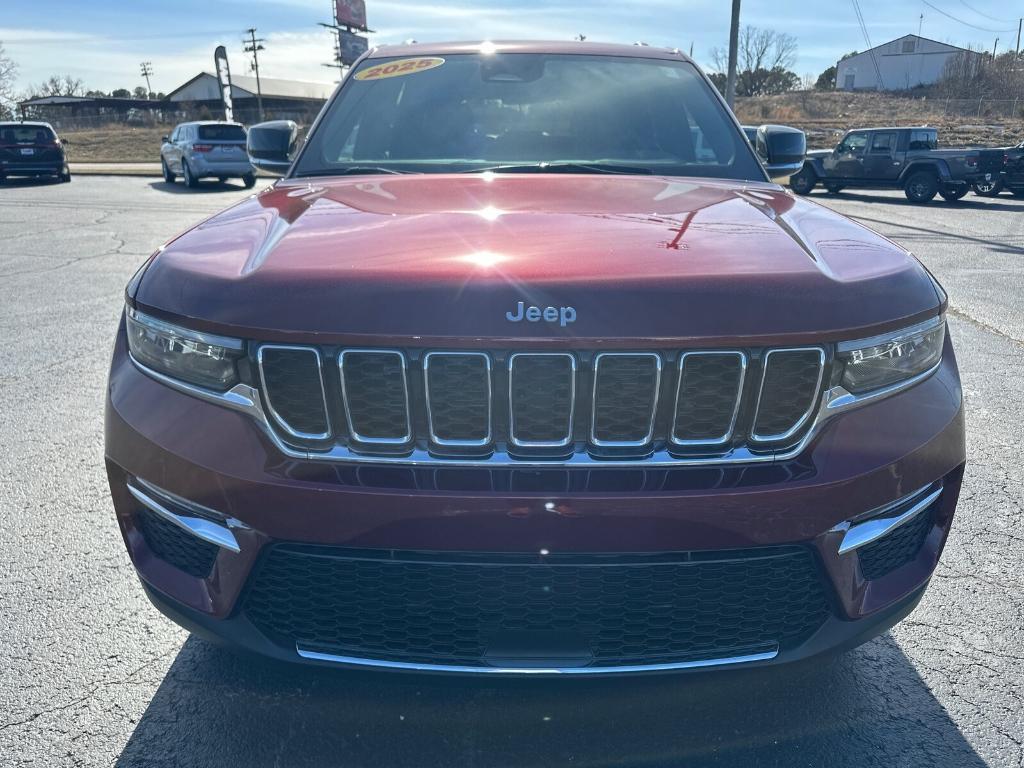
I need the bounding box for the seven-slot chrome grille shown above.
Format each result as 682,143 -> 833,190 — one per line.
255,346 -> 828,462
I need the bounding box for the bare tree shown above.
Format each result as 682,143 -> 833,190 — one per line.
31,74 -> 85,98
938,49 -> 1024,101
712,26 -> 798,76
0,42 -> 17,119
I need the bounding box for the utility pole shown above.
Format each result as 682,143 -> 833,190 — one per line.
918,14 -> 923,38
139,62 -> 153,99
725,0 -> 741,108
244,28 -> 266,122
1016,18 -> 1021,57
992,37 -> 999,59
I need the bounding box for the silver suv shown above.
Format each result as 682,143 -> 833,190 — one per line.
160,121 -> 255,189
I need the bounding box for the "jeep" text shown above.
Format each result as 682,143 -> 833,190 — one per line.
505,301 -> 577,327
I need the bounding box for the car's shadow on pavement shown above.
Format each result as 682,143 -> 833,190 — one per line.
147,180 -> 255,195
0,177 -> 64,189
115,634 -> 986,768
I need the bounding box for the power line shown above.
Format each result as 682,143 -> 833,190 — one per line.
919,0 -> 1016,33
955,0 -> 1014,25
851,0 -> 885,89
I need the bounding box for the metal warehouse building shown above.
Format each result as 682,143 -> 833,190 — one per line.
165,72 -> 336,121
837,34 -> 983,91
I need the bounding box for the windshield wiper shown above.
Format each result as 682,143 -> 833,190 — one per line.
293,166 -> 415,178
462,162 -> 654,175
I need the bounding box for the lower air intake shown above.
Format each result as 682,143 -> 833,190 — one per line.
243,545 -> 831,668
135,506 -> 219,579
858,505 -> 935,580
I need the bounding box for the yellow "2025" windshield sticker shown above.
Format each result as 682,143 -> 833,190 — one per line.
354,57 -> 445,81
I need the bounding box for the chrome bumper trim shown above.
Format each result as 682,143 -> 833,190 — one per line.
127,481 -> 241,553
128,352 -> 943,468
834,485 -> 942,555
294,644 -> 779,675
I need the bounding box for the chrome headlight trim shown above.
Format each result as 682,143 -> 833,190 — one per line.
127,307 -> 244,351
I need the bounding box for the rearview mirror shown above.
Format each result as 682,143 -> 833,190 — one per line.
755,125 -> 806,181
246,120 -> 300,176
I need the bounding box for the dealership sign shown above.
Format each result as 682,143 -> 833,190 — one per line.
339,30 -> 369,66
335,0 -> 367,30
213,46 -> 234,122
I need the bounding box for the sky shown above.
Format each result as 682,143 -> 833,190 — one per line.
1,0 -> 1020,95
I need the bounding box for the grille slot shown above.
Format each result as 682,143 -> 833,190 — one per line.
243,545 -> 831,668
135,506 -> 219,579
858,505 -> 935,580
424,352 -> 492,447
752,348 -> 825,442
339,350 -> 412,444
508,353 -> 576,449
257,346 -> 331,440
672,352 -> 746,446
591,353 -> 661,446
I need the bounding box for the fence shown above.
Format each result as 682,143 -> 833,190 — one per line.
23,104 -> 324,133
937,98 -> 1023,120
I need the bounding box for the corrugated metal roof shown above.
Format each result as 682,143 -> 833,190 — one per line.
167,72 -> 335,102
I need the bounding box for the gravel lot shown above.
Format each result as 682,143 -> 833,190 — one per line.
1,176 -> 1022,768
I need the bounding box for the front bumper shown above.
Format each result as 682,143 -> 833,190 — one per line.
105,326 -> 966,674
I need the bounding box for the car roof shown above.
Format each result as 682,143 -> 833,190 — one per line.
365,40 -> 691,63
0,121 -> 55,129
845,126 -> 934,132
176,121 -> 243,127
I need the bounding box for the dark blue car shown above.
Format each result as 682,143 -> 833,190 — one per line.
0,121 -> 71,183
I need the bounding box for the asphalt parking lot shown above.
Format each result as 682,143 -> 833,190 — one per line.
1,175 -> 1022,768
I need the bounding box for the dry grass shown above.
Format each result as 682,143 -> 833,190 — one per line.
734,91 -> 1023,149
57,92 -> 1023,162
61,125 -> 172,163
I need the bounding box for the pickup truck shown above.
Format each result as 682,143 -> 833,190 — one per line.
974,139 -> 1024,197
789,126 -> 999,203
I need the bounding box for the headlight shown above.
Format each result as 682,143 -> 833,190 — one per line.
126,307 -> 244,390
837,316 -> 945,394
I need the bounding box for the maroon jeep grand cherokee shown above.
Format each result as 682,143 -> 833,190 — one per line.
105,42 -> 964,675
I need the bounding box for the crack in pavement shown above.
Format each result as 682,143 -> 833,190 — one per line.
947,306 -> 1024,347
0,647 -> 177,734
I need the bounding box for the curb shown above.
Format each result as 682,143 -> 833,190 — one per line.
69,165 -> 163,177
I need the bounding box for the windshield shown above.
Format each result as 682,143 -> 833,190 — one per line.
294,53 -> 763,180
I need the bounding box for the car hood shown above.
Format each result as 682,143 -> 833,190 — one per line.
135,174 -> 940,345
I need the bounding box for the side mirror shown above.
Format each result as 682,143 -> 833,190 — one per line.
247,120 -> 299,176
756,124 -> 807,181
161,135 -> 169,143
